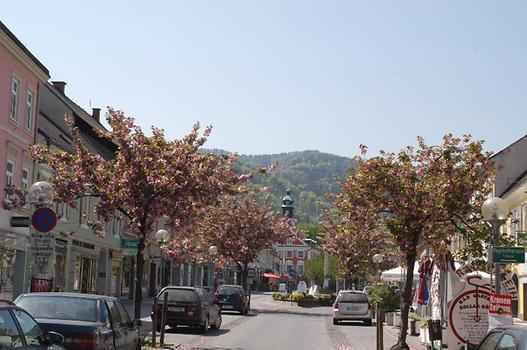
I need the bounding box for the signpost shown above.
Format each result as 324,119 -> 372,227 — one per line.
30,207 -> 58,292
31,207 -> 57,233
492,247 -> 525,263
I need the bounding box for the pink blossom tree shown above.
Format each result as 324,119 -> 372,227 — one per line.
31,108 -> 244,319
164,194 -> 298,292
333,135 -> 494,350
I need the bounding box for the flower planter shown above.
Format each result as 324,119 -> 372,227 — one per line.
409,320 -> 419,336
393,313 -> 401,327
385,312 -> 394,326
420,328 -> 429,344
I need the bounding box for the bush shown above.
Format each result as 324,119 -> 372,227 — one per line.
304,294 -> 315,300
291,292 -> 305,301
317,293 -> 336,306
368,282 -> 399,311
272,292 -> 282,300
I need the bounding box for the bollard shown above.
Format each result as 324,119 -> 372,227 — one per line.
151,297 -> 158,348
160,291 -> 169,347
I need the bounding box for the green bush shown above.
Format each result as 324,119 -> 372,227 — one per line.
304,294 -> 315,300
317,293 -> 336,305
368,283 -> 398,311
272,292 -> 282,300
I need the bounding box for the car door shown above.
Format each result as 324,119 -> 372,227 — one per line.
478,331 -> 504,349
114,300 -> 139,350
106,300 -> 127,350
11,308 -> 49,349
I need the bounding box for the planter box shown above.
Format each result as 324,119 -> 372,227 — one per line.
393,314 -> 401,327
297,300 -> 320,307
385,312 -> 394,326
420,328 -> 429,344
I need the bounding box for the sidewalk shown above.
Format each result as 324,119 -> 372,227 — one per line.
121,297 -> 154,335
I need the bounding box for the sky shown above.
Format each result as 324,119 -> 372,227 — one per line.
2,1 -> 526,158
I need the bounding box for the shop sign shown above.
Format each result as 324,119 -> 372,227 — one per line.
501,273 -> 518,300
31,277 -> 53,292
488,293 -> 513,331
447,276 -> 490,349
492,247 -> 525,263
247,268 -> 255,278
518,232 -> 527,246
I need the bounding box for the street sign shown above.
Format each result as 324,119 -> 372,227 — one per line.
31,207 -> 57,233
288,266 -> 296,277
518,232 -> 527,246
121,239 -> 139,255
492,247 -> 525,263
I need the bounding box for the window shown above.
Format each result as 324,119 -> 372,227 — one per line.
21,167 -> 29,192
6,159 -> 15,188
287,239 -> 292,245
298,251 -> 304,258
297,265 -> 303,274
114,301 -> 131,326
479,332 -> 503,350
106,301 -> 122,328
25,90 -> 34,131
0,309 -> 22,348
286,251 -> 292,258
9,77 -> 20,122
497,334 -> 516,350
12,308 -> 46,347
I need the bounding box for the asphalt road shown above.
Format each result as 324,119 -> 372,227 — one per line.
145,294 -> 426,350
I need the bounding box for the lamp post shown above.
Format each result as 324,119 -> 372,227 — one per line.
372,253 -> 384,350
155,229 -> 170,288
28,181 -> 55,293
209,245 -> 218,290
481,197 -> 508,294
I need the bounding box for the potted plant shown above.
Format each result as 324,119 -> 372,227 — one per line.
409,314 -> 420,336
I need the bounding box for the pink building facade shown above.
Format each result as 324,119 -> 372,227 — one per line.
0,20 -> 49,300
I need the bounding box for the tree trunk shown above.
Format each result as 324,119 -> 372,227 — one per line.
133,237 -> 146,320
391,248 -> 417,350
241,263 -> 249,292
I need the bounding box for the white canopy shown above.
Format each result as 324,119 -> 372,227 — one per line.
381,265 -> 420,282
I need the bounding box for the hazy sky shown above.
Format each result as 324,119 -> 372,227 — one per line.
2,1 -> 526,157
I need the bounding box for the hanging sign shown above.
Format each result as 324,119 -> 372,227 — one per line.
492,247 -> 525,263
31,207 -> 58,233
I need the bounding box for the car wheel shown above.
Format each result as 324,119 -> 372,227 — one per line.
210,315 -> 222,330
200,317 -> 209,333
333,318 -> 339,325
364,319 -> 372,326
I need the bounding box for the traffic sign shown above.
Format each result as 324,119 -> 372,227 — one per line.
492,247 -> 525,264
31,207 -> 57,233
288,266 -> 296,277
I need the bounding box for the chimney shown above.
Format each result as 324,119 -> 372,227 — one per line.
51,81 -> 67,94
92,108 -> 101,122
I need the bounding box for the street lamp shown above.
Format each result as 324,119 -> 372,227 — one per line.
481,197 -> 508,294
372,253 -> 384,350
155,229 -> 170,288
28,181 -> 54,207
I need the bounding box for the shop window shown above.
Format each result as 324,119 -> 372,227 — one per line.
74,256 -> 97,293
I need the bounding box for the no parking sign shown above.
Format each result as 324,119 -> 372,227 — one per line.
31,207 -> 57,233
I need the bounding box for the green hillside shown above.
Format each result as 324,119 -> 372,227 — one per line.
234,150 -> 355,224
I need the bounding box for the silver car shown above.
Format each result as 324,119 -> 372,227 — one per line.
332,290 -> 372,326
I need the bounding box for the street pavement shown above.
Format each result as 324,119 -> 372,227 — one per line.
136,293 -> 427,350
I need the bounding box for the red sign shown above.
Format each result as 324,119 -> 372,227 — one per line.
30,277 -> 53,292
31,207 -> 57,233
489,293 -> 512,316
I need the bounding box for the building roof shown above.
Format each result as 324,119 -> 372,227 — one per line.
0,20 -> 49,76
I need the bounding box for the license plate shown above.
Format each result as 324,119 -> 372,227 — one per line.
222,305 -> 234,309
169,306 -> 185,312
347,306 -> 360,311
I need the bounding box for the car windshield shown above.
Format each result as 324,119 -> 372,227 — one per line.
218,287 -> 242,295
163,289 -> 199,303
338,293 -> 368,303
16,296 -> 97,322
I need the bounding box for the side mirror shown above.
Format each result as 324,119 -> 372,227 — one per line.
46,331 -> 64,346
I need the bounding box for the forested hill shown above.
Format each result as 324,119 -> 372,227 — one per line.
209,149 -> 356,224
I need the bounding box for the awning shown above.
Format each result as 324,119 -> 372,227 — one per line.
263,273 -> 281,279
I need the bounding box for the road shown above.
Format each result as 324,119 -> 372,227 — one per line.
145,293 -> 427,350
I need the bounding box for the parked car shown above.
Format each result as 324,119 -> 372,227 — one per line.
363,285 -> 371,294
477,325 -> 527,349
14,293 -> 140,350
152,286 -> 221,333
214,285 -> 250,314
0,300 -> 65,349
332,290 -> 372,326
